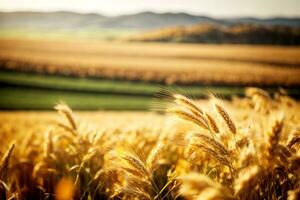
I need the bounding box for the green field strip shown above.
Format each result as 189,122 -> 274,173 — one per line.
0,86 -> 152,110
0,70 -> 158,95
0,70 -> 245,97
1,70 -> 298,110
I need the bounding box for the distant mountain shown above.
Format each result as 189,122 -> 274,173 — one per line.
98,12 -> 221,29
0,11 -> 107,29
0,11 -> 299,30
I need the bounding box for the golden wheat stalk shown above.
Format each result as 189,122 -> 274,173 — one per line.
179,173 -> 233,200
204,112 -> 219,134
57,121 -> 78,136
121,167 -> 145,177
266,117 -> 283,159
122,154 -> 150,177
193,133 -> 229,156
146,142 -> 163,172
173,94 -> 203,115
246,87 -> 271,100
55,102 -> 77,131
288,155 -> 300,175
191,143 -> 233,170
276,144 -> 293,164
125,176 -> 153,195
167,108 -> 209,130
286,131 -> 300,150
235,137 -> 249,149
121,186 -> 152,200
234,165 -> 261,196
117,151 -> 161,199
0,143 -> 14,182
215,103 -> 236,134
43,128 -> 53,158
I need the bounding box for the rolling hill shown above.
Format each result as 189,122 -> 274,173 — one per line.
0,11 -> 299,30
130,23 -> 300,45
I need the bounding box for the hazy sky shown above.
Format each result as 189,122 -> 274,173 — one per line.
0,0 -> 299,17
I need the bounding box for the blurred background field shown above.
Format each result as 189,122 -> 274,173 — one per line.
0,37 -> 300,110
0,6 -> 300,110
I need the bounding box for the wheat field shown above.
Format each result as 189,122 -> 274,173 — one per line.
0,88 -> 299,200
1,38 -> 300,86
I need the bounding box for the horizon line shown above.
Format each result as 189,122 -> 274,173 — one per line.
1,9 -> 300,19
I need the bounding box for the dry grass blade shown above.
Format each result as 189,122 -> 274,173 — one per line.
0,143 -> 14,182
215,103 -> 236,134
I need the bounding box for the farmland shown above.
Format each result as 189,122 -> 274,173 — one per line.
0,38 -> 300,109
130,23 -> 300,45
0,70 -> 252,110
1,38 -> 300,86
0,33 -> 300,200
0,89 -> 300,199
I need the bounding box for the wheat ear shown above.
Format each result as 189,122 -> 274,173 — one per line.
0,143 -> 15,182
215,103 -> 236,134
